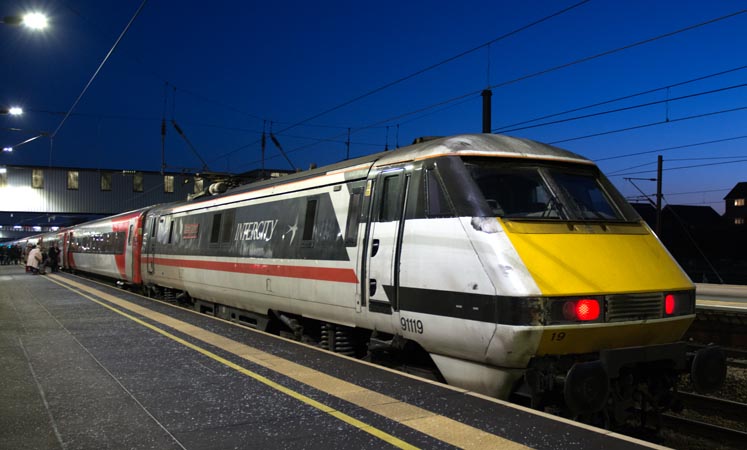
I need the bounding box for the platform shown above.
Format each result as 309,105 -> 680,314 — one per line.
0,265 -> 660,449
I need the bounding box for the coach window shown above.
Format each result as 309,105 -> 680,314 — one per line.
345,187 -> 363,246
301,198 -> 318,247
0,167 -> 7,187
157,217 -> 172,244
133,172 -> 144,192
210,214 -> 222,243
67,170 -> 79,190
128,224 -> 134,245
101,172 -> 112,191
164,175 -> 174,193
32,168 -> 44,189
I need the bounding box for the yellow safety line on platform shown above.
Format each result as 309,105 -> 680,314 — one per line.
45,276 -> 418,450
47,275 -> 528,450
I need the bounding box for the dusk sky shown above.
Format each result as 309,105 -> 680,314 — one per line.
1,0 -> 746,213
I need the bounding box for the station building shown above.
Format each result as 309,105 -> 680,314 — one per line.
0,164 -> 295,242
0,165 -> 200,242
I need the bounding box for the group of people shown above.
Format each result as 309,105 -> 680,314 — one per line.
0,244 -> 24,265
24,243 -> 61,275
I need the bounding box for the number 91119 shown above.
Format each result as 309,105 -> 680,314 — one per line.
400,317 -> 424,334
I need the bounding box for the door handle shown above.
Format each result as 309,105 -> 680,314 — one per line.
371,239 -> 380,257
369,279 -> 377,296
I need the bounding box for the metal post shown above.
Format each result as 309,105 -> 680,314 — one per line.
656,155 -> 663,236
481,89 -> 492,133
346,128 -> 351,160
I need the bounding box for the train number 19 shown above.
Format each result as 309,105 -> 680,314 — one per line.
401,317 -> 424,334
550,332 -> 566,341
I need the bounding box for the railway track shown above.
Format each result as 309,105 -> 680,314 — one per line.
659,392 -> 747,449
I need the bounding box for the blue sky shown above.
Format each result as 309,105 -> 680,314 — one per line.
1,0 -> 746,213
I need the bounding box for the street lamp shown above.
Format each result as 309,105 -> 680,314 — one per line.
1,107 -> 23,116
2,12 -> 48,30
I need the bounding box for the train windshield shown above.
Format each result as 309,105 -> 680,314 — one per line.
464,158 -> 630,221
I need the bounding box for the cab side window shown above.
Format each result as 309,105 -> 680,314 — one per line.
424,168 -> 454,218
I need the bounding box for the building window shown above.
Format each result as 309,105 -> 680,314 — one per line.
734,198 -> 745,207
67,170 -> 79,190
164,175 -> 174,193
133,172 -> 143,192
736,218 -> 745,225
32,169 -> 44,189
194,177 -> 204,194
101,172 -> 112,191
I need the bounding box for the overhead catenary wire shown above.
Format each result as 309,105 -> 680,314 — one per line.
268,0 -> 594,137
549,105 -> 747,145
51,0 -> 150,140
493,65 -> 747,131
214,1 -> 593,164
45,4 -> 747,177
596,134 -> 747,162
349,9 -> 747,142
486,9 -> 746,93
495,82 -> 747,134
607,154 -> 747,176
612,157 -> 747,177
59,0 -> 267,125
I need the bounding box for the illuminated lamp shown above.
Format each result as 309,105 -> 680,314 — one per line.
562,299 -> 600,321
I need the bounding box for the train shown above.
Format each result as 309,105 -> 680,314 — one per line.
14,133 -> 726,427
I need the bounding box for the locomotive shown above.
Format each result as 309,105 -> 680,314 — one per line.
26,134 -> 725,426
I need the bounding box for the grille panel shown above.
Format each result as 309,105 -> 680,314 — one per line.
606,293 -> 663,322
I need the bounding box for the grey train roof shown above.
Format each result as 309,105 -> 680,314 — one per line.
191,133 -> 593,204
372,134 -> 591,168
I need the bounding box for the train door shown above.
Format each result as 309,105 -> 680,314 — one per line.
143,212 -> 158,275
65,231 -> 74,269
365,168 -> 411,321
62,231 -> 70,270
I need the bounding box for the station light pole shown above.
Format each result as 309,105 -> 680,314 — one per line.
1,107 -> 23,116
2,12 -> 48,30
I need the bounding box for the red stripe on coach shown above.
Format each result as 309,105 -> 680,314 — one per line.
152,258 -> 359,284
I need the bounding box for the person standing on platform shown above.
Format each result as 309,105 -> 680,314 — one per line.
9,245 -> 18,265
48,242 -> 60,273
12,245 -> 22,265
27,245 -> 42,274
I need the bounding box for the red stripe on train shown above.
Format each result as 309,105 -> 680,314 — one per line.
152,258 -> 359,284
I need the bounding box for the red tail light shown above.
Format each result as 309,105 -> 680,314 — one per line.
576,299 -> 600,321
562,299 -> 600,321
665,294 -> 675,315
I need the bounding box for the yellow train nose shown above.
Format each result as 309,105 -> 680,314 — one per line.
499,220 -> 693,296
